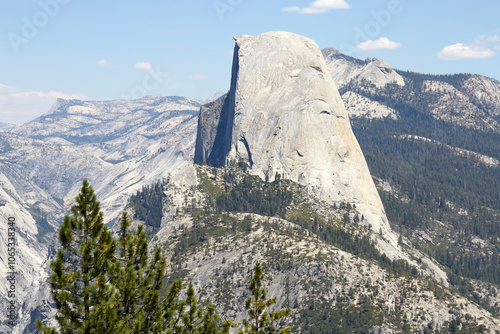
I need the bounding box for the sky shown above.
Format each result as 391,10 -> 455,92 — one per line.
0,0 -> 499,124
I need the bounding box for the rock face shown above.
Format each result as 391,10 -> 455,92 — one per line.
421,80 -> 499,130
322,47 -> 405,88
195,31 -> 395,244
342,91 -> 399,120
461,75 -> 500,117
194,94 -> 231,165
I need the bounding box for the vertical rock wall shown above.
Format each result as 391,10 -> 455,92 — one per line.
195,31 -> 397,246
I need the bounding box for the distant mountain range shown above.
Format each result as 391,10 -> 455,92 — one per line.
0,95 -> 203,332
323,47 -> 500,132
1,32 -> 499,333
0,122 -> 15,132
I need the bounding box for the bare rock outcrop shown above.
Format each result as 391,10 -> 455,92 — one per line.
322,47 -> 405,88
194,31 -> 397,246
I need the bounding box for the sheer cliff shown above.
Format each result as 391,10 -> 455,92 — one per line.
194,31 -> 398,248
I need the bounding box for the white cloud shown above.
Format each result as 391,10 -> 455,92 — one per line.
134,62 -> 153,71
437,34 -> 499,60
96,59 -> 110,66
356,37 -> 401,51
437,43 -> 496,60
0,84 -> 87,124
487,35 -> 499,43
0,84 -> 18,94
284,0 -> 350,14
189,73 -> 207,80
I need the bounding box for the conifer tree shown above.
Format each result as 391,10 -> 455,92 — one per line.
238,263 -> 291,334
36,179 -> 117,334
175,283 -> 237,334
179,283 -> 204,333
109,211 -> 184,333
36,182 -> 185,333
36,180 -> 241,334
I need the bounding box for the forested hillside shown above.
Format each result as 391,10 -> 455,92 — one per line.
345,72 -> 500,316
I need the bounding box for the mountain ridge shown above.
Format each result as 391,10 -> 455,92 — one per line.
1,32 -> 499,332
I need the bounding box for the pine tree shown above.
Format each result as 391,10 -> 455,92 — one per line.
238,263 -> 291,334
175,283 -> 237,334
108,211 -> 185,333
36,179 -> 117,334
37,185 -> 236,334
179,283 -> 204,333
35,182 -> 185,334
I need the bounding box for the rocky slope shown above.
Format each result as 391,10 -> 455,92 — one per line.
153,164 -> 500,332
0,96 -> 203,333
341,91 -> 398,120
322,47 -> 405,89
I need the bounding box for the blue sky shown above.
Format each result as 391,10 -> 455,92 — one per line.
1,0 -> 499,124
